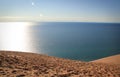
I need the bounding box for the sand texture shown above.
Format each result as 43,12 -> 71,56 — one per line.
92,54 -> 120,65
0,51 -> 120,77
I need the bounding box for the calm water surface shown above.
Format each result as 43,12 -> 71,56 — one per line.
0,22 -> 120,61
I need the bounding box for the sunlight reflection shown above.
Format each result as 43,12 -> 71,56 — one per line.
0,22 -> 36,52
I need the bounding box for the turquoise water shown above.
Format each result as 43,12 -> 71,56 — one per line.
0,22 -> 120,61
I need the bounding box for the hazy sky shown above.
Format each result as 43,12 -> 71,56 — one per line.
0,0 -> 120,22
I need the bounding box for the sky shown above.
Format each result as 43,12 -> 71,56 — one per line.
0,0 -> 120,22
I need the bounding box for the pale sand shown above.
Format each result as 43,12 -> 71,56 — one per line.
0,51 -> 120,77
91,54 -> 120,65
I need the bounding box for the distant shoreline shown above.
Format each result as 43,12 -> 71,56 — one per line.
0,21 -> 120,24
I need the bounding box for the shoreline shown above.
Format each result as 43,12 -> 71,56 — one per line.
0,51 -> 120,77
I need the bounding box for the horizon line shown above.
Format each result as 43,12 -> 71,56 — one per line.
0,21 -> 120,24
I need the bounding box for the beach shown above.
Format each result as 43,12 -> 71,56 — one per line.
0,51 -> 120,77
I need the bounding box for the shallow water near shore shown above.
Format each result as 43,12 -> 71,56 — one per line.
0,22 -> 120,61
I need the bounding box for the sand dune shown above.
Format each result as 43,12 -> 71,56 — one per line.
92,54 -> 120,65
0,51 -> 120,77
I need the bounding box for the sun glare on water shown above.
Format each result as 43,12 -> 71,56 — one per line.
0,22 -> 35,52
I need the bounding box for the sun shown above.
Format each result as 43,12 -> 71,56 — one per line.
32,2 -> 35,6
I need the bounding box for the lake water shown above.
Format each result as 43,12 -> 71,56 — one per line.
0,22 -> 120,61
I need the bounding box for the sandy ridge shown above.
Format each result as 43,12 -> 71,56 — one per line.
91,54 -> 120,65
0,51 -> 120,77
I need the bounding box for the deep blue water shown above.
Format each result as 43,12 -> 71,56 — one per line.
0,22 -> 120,61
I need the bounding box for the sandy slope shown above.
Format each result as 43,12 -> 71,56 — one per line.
92,54 -> 120,65
0,51 -> 120,77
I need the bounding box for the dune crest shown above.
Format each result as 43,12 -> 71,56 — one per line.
92,54 -> 120,65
